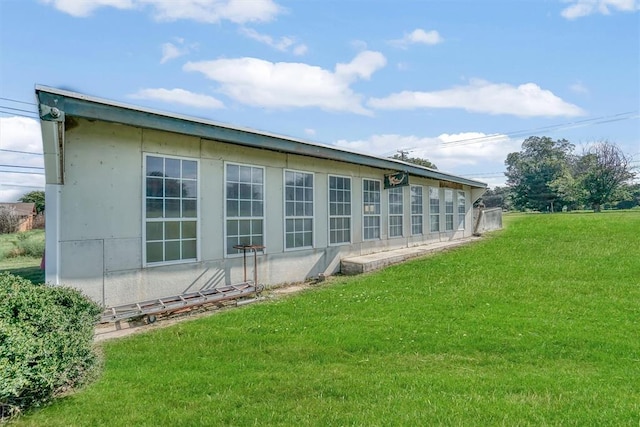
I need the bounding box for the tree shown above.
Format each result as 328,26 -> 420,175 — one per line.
19,190 -> 45,214
575,141 -> 636,212
479,186 -> 512,210
390,153 -> 437,169
505,136 -> 574,212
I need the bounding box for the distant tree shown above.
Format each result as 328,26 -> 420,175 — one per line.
505,136 -> 574,212
390,153 -> 437,170
575,141 -> 636,212
19,191 -> 45,214
479,186 -> 512,210
615,183 -> 640,210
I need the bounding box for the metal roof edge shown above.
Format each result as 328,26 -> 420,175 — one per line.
35,85 -> 487,188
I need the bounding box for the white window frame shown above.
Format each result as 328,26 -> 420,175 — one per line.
363,178 -> 381,240
143,153 -> 200,267
388,186 -> 404,238
328,175 -> 352,246
224,162 -> 265,257
445,189 -> 454,231
457,190 -> 466,230
284,169 -> 314,251
411,185 -> 423,236
429,186 -> 440,233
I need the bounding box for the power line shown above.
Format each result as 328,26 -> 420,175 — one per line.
0,170 -> 44,175
0,97 -> 36,106
0,149 -> 43,156
0,164 -> 44,170
440,111 -> 640,147
0,183 -> 44,189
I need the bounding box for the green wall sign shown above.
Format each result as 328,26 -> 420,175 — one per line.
384,171 -> 409,189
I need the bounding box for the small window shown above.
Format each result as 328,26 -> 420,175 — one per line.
144,154 -> 198,265
388,187 -> 403,238
329,175 -> 351,245
457,190 -> 466,230
411,185 -> 423,235
363,179 -> 381,240
445,189 -> 454,231
285,170 -> 314,249
429,187 -> 440,233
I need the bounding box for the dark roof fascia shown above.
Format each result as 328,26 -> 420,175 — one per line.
35,85 -> 486,188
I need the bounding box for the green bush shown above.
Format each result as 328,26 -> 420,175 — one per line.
0,273 -> 102,420
5,233 -> 45,259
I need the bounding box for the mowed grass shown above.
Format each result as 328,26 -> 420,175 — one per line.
16,212 -> 640,426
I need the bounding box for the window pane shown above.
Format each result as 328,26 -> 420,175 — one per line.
252,201 -> 263,216
182,240 -> 197,259
165,158 -> 180,178
227,220 -> 238,235
165,221 -> 180,240
146,156 -> 163,176
146,242 -> 163,263
182,221 -> 197,239
146,177 -> 163,197
165,241 -> 180,261
227,200 -> 238,217
165,199 -> 181,218
182,160 -> 197,179
240,201 -> 252,216
227,164 -> 239,182
183,180 -> 197,198
146,222 -> 163,241
165,179 -> 181,197
182,200 -> 197,218
146,199 -> 163,218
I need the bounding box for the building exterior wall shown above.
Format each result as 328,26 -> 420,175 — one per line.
54,118 -> 478,307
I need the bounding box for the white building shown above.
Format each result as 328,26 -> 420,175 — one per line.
36,85 -> 487,307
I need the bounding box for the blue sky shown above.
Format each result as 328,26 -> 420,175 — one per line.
1,0 -> 638,202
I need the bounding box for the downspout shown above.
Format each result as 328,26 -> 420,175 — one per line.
37,102 -> 65,285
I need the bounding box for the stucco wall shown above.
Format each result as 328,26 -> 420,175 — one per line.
54,118 -> 478,307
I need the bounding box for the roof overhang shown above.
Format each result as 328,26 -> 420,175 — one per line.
35,85 -> 487,189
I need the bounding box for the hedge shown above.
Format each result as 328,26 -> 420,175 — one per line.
0,273 -> 102,420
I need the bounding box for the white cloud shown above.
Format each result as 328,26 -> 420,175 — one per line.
0,117 -> 45,203
390,28 -> 444,49
183,51 -> 387,115
569,81 -> 589,94
368,78 -> 586,117
239,27 -> 307,55
160,42 -> 185,64
41,0 -> 283,23
333,131 -> 521,178
129,88 -> 225,109
304,128 -> 316,136
561,0 -> 639,19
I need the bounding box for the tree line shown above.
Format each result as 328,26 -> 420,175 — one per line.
485,137 -> 638,212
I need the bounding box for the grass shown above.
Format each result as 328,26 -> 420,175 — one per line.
0,230 -> 45,284
14,212 -> 640,426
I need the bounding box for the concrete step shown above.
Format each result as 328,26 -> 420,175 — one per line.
340,237 -> 478,275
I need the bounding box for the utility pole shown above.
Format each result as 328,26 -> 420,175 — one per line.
397,149 -> 409,161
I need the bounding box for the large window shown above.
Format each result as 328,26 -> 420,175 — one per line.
429,187 -> 440,233
457,190 -> 466,230
411,185 -> 423,235
285,170 -> 313,249
144,154 -> 198,265
363,179 -> 381,240
225,163 -> 264,255
329,175 -> 351,245
388,187 -> 403,238
445,189 -> 454,231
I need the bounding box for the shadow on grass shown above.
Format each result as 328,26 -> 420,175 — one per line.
0,266 -> 45,284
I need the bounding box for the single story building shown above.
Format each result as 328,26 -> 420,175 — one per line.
36,85 -> 487,307
0,202 -> 37,233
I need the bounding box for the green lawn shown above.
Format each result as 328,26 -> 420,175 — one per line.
0,230 -> 44,284
15,212 -> 640,426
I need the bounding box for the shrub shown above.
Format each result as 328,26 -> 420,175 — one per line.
0,273 -> 102,420
0,207 -> 20,234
